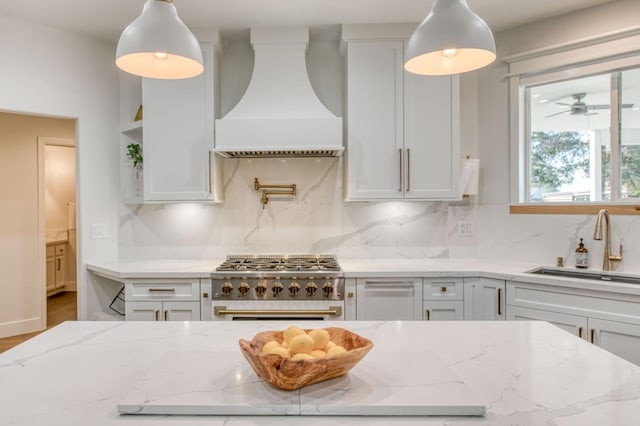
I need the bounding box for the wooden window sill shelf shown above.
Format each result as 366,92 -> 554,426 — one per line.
510,204 -> 640,215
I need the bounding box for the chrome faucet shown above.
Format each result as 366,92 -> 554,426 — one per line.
593,209 -> 623,271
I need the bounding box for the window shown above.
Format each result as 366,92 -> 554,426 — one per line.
506,30 -> 640,212
526,69 -> 640,203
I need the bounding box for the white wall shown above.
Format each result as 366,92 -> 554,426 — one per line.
0,15 -> 120,330
119,1 -> 640,281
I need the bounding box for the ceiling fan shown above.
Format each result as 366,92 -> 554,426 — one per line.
546,92 -> 634,118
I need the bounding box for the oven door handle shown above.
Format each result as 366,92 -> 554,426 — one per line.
214,306 -> 343,317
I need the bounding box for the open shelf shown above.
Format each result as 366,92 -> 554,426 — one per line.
121,121 -> 143,142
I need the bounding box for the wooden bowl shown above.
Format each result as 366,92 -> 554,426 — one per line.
239,327 -> 373,391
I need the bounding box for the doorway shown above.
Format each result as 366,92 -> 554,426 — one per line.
40,137 -> 78,327
0,111 -> 76,339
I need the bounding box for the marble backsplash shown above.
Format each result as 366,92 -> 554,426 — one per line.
119,157 -> 640,273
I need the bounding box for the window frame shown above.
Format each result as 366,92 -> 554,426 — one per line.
506,28 -> 640,214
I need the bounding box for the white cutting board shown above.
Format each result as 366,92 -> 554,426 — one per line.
118,349 -> 485,416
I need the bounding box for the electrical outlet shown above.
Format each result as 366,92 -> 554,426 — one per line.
457,221 -> 473,236
91,224 -> 107,239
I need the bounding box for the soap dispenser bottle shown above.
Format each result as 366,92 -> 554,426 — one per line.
575,238 -> 589,269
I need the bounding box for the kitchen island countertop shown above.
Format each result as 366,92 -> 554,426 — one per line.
1,320 -> 639,425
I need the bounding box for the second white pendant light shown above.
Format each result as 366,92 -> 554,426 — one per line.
405,0 -> 496,76
116,0 -> 203,79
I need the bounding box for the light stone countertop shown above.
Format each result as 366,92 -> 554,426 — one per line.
1,320 -> 639,425
86,258 -> 640,296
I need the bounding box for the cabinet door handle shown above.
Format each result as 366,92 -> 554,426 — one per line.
155,310 -> 159,321
365,282 -> 414,288
578,327 -> 583,338
364,284 -> 414,292
148,288 -> 176,292
208,151 -> 213,194
164,310 -> 168,321
56,258 -> 61,271
425,309 -> 430,321
406,148 -> 411,192
590,329 -> 595,344
497,288 -> 502,315
398,148 -> 403,192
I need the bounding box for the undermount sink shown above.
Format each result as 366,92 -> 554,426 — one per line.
527,267 -> 640,285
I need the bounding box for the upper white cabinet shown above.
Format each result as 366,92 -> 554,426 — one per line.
343,25 -> 460,201
142,41 -> 223,202
120,37 -> 223,203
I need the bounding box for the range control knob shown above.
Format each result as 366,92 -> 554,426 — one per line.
322,280 -> 334,298
305,279 -> 318,297
289,279 -> 301,297
221,281 -> 234,296
255,282 -> 267,297
272,279 -> 284,297
238,281 -> 250,296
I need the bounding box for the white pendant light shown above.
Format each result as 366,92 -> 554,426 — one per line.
405,0 -> 496,76
116,0 -> 203,79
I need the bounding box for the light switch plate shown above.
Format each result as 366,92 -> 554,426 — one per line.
91,224 -> 107,239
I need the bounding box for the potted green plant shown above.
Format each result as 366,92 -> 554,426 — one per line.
126,143 -> 143,169
126,143 -> 143,197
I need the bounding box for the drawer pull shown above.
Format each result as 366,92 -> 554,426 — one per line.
398,149 -> 402,192
148,288 -> 176,292
406,148 -> 411,192
214,306 -> 342,317
440,286 -> 447,293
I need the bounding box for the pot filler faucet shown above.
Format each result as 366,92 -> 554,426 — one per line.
593,209 -> 623,271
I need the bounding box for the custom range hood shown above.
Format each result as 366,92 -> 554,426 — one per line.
215,27 -> 343,158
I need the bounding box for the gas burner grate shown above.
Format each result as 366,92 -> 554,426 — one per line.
215,254 -> 341,272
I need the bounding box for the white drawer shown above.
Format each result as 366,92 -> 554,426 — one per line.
125,280 -> 200,302
55,245 -> 66,256
507,281 -> 640,324
423,278 -> 463,301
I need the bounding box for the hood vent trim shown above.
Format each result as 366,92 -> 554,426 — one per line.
217,148 -> 344,159
214,27 -> 343,159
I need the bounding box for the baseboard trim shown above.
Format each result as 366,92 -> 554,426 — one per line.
0,317 -> 45,339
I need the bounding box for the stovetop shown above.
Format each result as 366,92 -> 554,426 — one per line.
215,254 -> 341,274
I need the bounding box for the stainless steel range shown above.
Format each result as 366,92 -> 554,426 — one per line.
211,255 -> 344,321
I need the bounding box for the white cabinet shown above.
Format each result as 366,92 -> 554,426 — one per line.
464,278 -> 505,320
124,279 -> 202,321
356,278 -> 423,320
507,281 -> 640,365
424,301 -> 464,320
120,38 -> 223,203
343,34 -> 460,201
590,318 -> 640,365
126,301 -> 201,321
508,305 -> 640,365
423,278 -> 464,320
507,305 -> 588,338
46,244 -> 66,293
